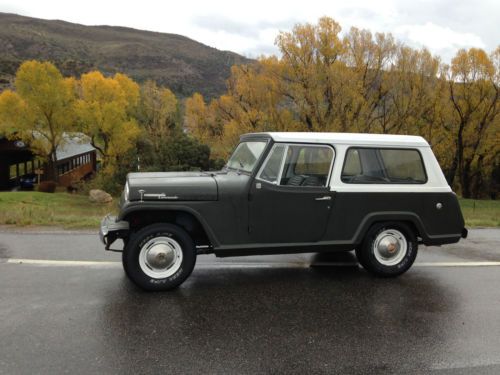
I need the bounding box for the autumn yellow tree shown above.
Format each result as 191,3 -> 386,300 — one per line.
178,17 -> 500,196
184,92 -> 230,157
218,62 -> 302,149
185,60 -> 303,158
447,48 -> 500,197
0,60 -> 76,181
75,71 -> 140,173
185,93 -> 215,143
137,80 -> 178,152
340,28 -> 398,133
275,17 -> 345,131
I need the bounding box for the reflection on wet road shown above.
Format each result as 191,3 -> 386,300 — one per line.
1,229 -> 500,373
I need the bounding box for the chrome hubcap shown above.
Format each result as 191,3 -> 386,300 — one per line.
373,229 -> 407,266
139,237 -> 183,278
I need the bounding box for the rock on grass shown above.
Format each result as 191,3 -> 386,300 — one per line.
89,189 -> 113,204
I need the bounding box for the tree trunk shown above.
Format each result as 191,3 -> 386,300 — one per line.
448,119 -> 466,191
46,148 -> 59,182
446,152 -> 458,186
460,160 -> 473,198
470,155 -> 484,199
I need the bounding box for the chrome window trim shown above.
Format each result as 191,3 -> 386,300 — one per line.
256,143 -> 286,184
124,182 -> 130,201
276,144 -> 289,185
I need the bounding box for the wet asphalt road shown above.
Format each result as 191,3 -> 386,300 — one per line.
1,229 -> 500,374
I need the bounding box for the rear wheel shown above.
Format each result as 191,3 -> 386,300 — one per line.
355,222 -> 417,277
123,223 -> 196,291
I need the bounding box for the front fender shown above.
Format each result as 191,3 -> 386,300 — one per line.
118,201 -> 220,247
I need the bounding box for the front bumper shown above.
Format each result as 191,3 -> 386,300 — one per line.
100,214 -> 129,250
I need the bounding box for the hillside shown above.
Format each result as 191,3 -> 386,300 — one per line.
0,12 -> 252,97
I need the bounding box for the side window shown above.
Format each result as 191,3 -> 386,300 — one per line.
342,149 -> 362,177
258,144 -> 286,184
341,148 -> 427,184
379,149 -> 426,183
280,145 -> 334,187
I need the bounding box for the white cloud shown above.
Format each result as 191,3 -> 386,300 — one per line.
0,0 -> 497,62
396,22 -> 486,51
395,22 -> 486,62
192,16 -> 298,38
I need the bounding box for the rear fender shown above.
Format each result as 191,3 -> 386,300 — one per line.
352,212 -> 426,245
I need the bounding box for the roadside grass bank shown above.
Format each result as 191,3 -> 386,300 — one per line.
0,191 -> 115,229
459,198 -> 500,227
0,192 -> 498,229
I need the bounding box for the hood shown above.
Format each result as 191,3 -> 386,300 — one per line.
126,171 -> 218,201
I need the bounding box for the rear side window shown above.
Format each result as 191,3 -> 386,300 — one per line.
341,148 -> 427,184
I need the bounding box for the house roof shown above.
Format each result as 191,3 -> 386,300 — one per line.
56,134 -> 95,161
243,132 -> 429,147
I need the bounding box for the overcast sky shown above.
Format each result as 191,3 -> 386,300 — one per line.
1,0 -> 498,63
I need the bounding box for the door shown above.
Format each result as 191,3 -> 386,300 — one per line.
248,143 -> 335,244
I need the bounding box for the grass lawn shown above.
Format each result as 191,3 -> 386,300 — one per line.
0,191 -> 116,229
459,198 -> 500,228
0,192 -> 498,229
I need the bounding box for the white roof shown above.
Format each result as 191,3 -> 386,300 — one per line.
32,132 -> 95,160
56,133 -> 95,160
245,132 -> 429,147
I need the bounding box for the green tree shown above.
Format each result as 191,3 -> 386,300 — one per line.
156,130 -> 210,172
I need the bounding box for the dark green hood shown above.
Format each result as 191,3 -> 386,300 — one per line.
126,172 -> 218,201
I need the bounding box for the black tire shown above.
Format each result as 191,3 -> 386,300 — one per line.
123,223 -> 196,291
355,222 -> 418,277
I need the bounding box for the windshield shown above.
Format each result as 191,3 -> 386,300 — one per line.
226,141 -> 267,173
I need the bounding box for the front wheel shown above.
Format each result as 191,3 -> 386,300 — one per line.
123,223 -> 196,291
355,222 -> 417,277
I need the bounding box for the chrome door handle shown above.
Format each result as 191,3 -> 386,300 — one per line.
315,196 -> 331,201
